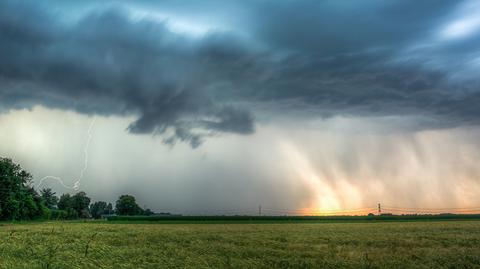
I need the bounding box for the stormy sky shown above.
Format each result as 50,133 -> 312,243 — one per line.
1,0 -> 480,214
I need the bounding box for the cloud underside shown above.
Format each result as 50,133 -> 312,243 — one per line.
1,0 -> 479,146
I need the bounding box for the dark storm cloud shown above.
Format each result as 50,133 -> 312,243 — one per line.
0,0 -> 479,146
248,0 -> 457,54
0,1 -> 257,147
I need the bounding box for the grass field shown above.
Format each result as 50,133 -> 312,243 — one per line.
1,221 -> 480,269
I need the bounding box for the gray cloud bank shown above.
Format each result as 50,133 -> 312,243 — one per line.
1,0 -> 480,146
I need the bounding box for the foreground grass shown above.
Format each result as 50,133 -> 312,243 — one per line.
0,221 -> 480,268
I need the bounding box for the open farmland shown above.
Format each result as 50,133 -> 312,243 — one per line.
0,221 -> 480,269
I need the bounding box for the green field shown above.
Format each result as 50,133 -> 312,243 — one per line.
1,221 -> 480,269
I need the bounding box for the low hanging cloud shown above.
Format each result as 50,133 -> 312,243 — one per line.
1,0 -> 480,147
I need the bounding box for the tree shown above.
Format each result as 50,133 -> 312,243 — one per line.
40,188 -> 58,209
90,201 -> 107,219
115,195 -> 142,215
57,193 -> 72,211
144,208 -> 154,216
0,158 -> 47,220
57,193 -> 77,219
71,191 -> 91,218
106,203 -> 114,215
25,186 -> 49,219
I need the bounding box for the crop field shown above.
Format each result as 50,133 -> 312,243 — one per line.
1,220 -> 480,269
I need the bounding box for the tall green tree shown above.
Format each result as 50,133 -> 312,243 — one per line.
57,193 -> 72,211
90,201 -> 107,219
115,195 -> 142,215
40,188 -> 58,209
57,193 -> 77,219
71,191 -> 91,218
106,203 -> 114,215
0,158 -> 47,220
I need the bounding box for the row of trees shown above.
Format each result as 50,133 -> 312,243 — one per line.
0,158 -> 153,220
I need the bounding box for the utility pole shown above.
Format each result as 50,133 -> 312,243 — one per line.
258,205 -> 262,216
378,203 -> 381,215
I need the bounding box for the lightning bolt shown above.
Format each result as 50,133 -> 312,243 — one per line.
37,118 -> 96,191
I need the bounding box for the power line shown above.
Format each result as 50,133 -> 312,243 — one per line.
383,205 -> 480,210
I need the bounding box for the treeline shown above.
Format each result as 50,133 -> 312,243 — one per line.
0,157 -> 153,221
